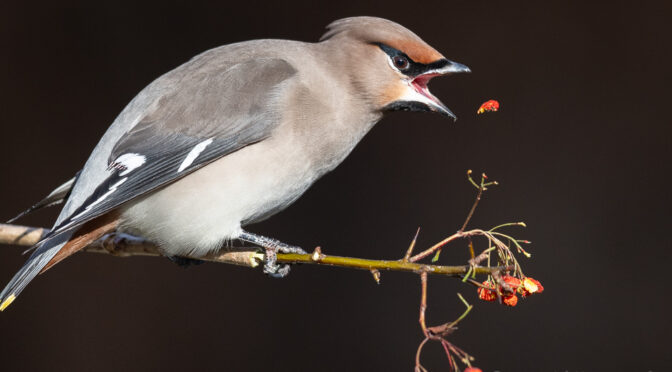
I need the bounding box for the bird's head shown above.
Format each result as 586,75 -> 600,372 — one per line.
320,17 -> 470,120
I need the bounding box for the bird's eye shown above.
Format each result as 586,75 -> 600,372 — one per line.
392,56 -> 409,70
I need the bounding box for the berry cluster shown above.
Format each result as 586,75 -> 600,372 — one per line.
477,275 -> 544,307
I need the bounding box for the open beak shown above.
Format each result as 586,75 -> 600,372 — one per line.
409,59 -> 471,120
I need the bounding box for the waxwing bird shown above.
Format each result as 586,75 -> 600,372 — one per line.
0,16 -> 470,310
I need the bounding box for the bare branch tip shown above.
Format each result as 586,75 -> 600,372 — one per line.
403,227 -> 421,261
370,269 -> 381,284
311,246 -> 325,262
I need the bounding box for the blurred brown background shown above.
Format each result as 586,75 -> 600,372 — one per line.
0,1 -> 670,371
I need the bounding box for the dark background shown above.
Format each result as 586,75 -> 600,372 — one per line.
0,1 -> 670,371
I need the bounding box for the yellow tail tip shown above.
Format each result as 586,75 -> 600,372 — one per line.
0,294 -> 16,311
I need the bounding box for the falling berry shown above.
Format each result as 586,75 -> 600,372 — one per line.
477,99 -> 499,114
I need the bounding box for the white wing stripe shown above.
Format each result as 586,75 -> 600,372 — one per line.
178,138 -> 214,172
69,178 -> 128,222
114,153 -> 146,176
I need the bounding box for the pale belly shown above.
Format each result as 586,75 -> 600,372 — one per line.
118,136 -> 320,257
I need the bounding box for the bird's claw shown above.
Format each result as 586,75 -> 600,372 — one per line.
238,230 -> 305,278
262,243 -> 305,278
277,245 -> 307,255
263,247 -> 291,278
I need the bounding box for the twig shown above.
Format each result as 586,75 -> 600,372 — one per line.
461,170 -> 497,232
0,223 -> 507,278
419,271 -> 429,332
411,171 -> 499,265
415,271 -> 430,372
415,270 -> 475,372
0,224 -> 48,246
403,227 -> 421,262
409,231 -> 465,263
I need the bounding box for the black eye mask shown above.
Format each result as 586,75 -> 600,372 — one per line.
372,42 -> 450,78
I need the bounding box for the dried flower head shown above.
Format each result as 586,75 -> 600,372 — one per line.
501,275 -> 521,293
521,277 -> 544,297
502,294 -> 518,307
478,281 -> 497,302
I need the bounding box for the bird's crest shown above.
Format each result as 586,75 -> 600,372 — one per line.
320,16 -> 444,64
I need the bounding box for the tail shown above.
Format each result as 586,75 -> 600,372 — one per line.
0,214 -> 119,311
0,234 -> 71,310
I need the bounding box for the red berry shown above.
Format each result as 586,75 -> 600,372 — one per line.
502,294 -> 518,307
477,281 -> 497,302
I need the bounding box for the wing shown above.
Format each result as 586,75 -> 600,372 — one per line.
49,57 -> 297,238
0,58 -> 296,310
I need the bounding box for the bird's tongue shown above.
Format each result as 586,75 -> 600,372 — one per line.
411,74 -> 441,104
410,73 -> 456,119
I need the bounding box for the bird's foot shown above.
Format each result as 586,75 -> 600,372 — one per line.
262,247 -> 290,278
238,230 -> 306,278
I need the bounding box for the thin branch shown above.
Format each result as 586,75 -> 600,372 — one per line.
461,170 -> 497,232
461,172 -> 483,232
0,223 -> 506,278
408,231 -> 464,262
415,270 -> 476,372
403,227 -> 421,262
415,337 -> 430,372
0,224 -> 48,246
419,271 -> 429,333
415,271 -> 430,372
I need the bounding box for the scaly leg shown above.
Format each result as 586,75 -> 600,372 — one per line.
238,231 -> 306,278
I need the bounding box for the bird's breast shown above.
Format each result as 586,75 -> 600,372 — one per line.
118,133 -> 331,257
